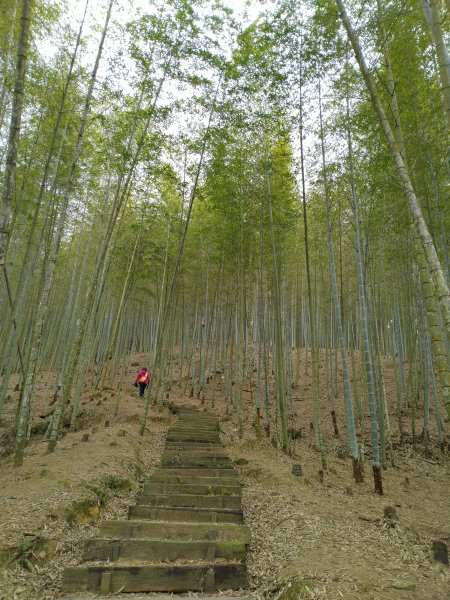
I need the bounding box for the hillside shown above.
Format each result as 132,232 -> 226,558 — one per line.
0,353 -> 448,600
1,0 -> 450,598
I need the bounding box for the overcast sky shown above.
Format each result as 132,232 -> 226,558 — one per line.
62,0 -> 271,29
36,0 -> 319,191
39,0 -> 274,69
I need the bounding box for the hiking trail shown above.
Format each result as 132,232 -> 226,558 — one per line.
61,406 -> 249,595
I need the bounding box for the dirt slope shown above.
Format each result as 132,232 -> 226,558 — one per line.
0,354 -> 449,600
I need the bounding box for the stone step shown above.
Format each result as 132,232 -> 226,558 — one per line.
136,493 -> 242,510
99,520 -> 251,542
128,505 -> 243,524
62,562 -> 248,593
83,538 -> 247,563
142,482 -> 242,496
156,467 -> 238,478
148,474 -> 241,487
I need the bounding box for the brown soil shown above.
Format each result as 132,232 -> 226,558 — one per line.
0,351 -> 449,600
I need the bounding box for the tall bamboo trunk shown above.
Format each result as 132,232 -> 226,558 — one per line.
265,155 -> 288,451
378,0 -> 450,421
48,48 -> 175,451
298,63 -> 326,469
320,82 -> 362,482
336,0 -> 450,341
345,91 -> 383,494
0,0 -> 32,267
14,0 -> 114,465
420,0 -> 450,132
97,234 -> 140,390
0,0 -> 19,132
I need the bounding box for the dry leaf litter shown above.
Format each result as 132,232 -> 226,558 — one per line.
1,352 -> 449,600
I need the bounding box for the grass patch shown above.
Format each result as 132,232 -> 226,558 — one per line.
66,474 -> 133,526
65,498 -> 102,525
100,474 -> 133,491
277,580 -> 312,600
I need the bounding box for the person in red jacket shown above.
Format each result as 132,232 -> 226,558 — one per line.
135,367 -> 150,397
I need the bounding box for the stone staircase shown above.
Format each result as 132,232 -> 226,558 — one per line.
62,407 -> 249,595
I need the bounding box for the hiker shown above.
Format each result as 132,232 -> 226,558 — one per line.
135,367 -> 150,397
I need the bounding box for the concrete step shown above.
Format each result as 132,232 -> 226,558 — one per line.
155,467 -> 238,478
99,520 -> 251,542
83,538 -> 247,562
148,474 -> 241,487
136,493 -> 241,510
62,562 -> 248,593
128,505 -> 243,524
142,482 -> 242,496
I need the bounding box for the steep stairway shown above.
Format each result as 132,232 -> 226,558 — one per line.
62,407 -> 249,594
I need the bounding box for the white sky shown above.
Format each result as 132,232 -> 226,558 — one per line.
62,0 -> 271,30
36,0 -> 321,193
39,0 -> 274,81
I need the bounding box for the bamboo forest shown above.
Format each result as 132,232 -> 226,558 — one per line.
0,0 -> 449,598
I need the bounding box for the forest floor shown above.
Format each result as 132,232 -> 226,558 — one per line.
0,352 -> 449,600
